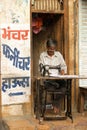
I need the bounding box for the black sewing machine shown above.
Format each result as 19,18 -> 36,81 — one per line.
39,63 -> 61,76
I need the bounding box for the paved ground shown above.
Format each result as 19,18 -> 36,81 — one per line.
2,112 -> 87,130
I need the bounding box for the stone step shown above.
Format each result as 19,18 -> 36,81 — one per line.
3,113 -> 87,130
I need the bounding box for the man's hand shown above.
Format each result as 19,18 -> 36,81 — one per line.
60,70 -> 65,75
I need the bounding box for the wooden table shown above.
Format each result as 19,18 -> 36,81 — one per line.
34,75 -> 87,122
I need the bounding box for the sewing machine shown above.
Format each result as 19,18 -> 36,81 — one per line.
39,63 -> 61,76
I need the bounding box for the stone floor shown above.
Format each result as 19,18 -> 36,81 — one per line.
2,112 -> 87,130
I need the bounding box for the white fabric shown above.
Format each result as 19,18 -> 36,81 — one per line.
39,51 -> 67,76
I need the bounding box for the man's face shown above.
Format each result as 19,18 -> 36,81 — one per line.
47,45 -> 56,56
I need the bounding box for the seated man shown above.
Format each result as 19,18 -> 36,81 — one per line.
39,38 -> 67,114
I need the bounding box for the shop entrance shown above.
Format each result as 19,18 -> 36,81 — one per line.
32,13 -> 65,76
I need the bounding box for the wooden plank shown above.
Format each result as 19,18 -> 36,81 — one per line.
31,0 -> 62,12
63,0 -> 69,71
64,0 -> 76,111
74,0 -> 79,112
54,17 -> 62,52
60,15 -> 64,54
32,10 -> 64,14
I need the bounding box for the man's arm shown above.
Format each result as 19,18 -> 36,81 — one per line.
59,52 -> 67,75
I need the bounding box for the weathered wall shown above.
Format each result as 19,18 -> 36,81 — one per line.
0,0 -> 31,118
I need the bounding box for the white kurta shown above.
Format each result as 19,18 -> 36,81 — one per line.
39,51 -> 67,76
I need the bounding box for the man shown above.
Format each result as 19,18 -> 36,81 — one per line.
39,38 -> 67,114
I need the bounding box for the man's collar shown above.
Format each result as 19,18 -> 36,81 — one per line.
45,51 -> 57,57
